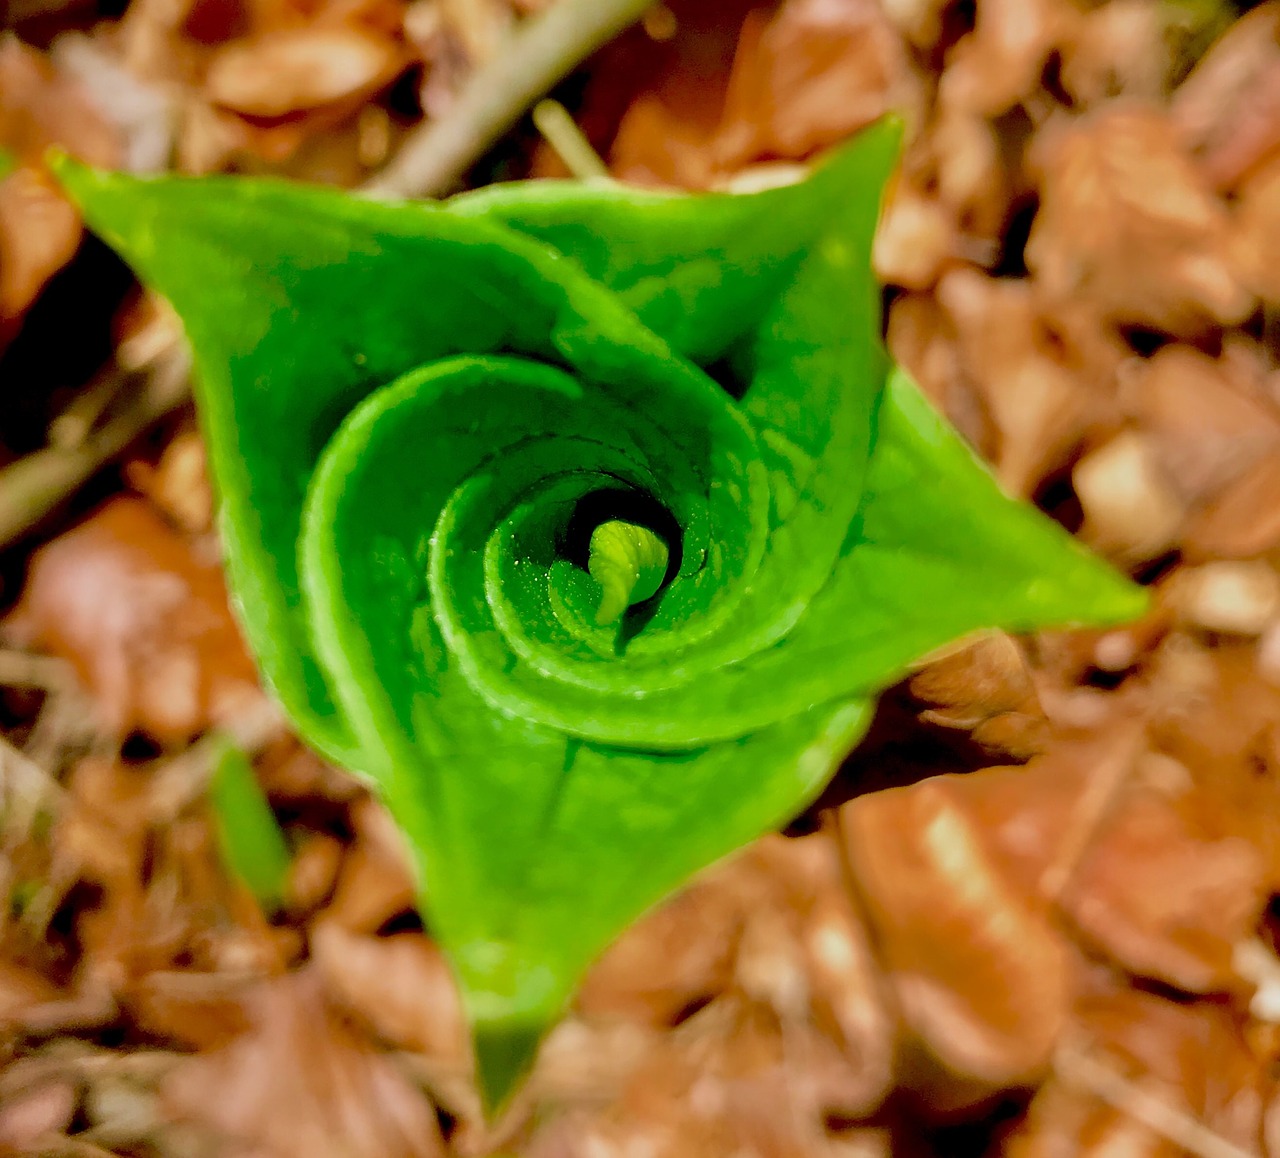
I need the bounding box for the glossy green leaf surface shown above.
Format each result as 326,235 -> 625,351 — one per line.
53,120 -> 1145,1106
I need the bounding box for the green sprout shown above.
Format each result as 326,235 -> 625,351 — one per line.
588,520 -> 669,626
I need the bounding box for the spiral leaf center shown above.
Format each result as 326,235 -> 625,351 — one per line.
587,520 -> 670,626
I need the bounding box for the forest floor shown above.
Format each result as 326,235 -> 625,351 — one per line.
3,0 -> 1280,1154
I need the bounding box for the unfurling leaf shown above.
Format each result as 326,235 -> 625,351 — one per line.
588,520 -> 669,626
52,119 -> 1145,1108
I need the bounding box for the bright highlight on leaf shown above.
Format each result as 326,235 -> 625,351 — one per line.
51,118 -> 1146,1110
588,519 -> 669,625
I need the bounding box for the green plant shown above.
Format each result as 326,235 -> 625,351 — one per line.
208,735 -> 292,913
53,119 -> 1145,1107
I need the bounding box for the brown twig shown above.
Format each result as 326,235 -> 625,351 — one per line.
362,0 -> 653,198
0,343 -> 190,549
0,733 -> 65,840
1054,1038 -> 1259,1158
1038,724 -> 1145,903
532,99 -> 611,181
0,649 -> 74,690
46,365 -> 132,450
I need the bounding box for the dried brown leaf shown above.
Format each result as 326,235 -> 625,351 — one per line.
322,795 -> 417,933
55,757 -> 151,943
940,0 -> 1080,117
1061,782 -> 1268,994
1074,430 -> 1187,564
0,36 -> 119,334
437,0 -> 512,65
577,860 -> 747,1027
4,497 -> 261,745
311,922 -> 467,1064
0,168 -> 82,334
1172,3 -> 1280,191
161,968 -> 448,1158
936,268 -> 1094,495
1148,642 -> 1280,888
841,773 -> 1072,1110
1027,104 -> 1254,336
575,832 -> 895,1128
609,90 -> 722,189
0,1074 -> 77,1150
258,733 -> 361,805
124,969 -> 256,1050
0,36 -> 118,167
1170,561 -> 1280,637
606,1 -> 762,191
711,0 -> 912,172
283,831 -> 344,915
738,836 -> 899,1124
1182,451 -> 1280,562
873,177 -> 957,292
908,632 -> 1048,760
206,26 -> 407,118
0,959 -> 62,1026
125,430 -> 214,535
56,757 -> 289,990
609,995 -> 829,1158
1059,0 -> 1169,109
1231,152 -> 1280,304
1013,988 -> 1266,1158
879,0 -> 950,50
1129,344 -> 1280,505
926,103 -> 1008,242
885,292 -> 995,456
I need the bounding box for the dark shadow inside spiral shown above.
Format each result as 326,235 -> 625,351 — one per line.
700,346 -> 752,402
561,486 -> 684,654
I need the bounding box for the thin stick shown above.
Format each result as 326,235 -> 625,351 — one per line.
1038,724 -> 1144,903
47,365 -> 130,449
1055,1039 -> 1258,1158
0,650 -> 72,690
362,0 -> 653,198
0,345 -> 189,549
532,99 -> 610,181
0,733 -> 65,831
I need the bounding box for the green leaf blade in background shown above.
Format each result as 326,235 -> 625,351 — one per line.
208,736 -> 291,913
51,120 -> 1146,1110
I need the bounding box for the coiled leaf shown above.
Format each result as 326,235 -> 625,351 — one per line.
54,120 -> 1145,1105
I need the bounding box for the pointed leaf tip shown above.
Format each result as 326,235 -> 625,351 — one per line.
472,1018 -> 546,1117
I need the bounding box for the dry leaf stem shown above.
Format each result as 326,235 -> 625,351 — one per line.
0,346 -> 189,549
532,99 -> 611,180
362,0 -> 653,198
1055,1039 -> 1259,1158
